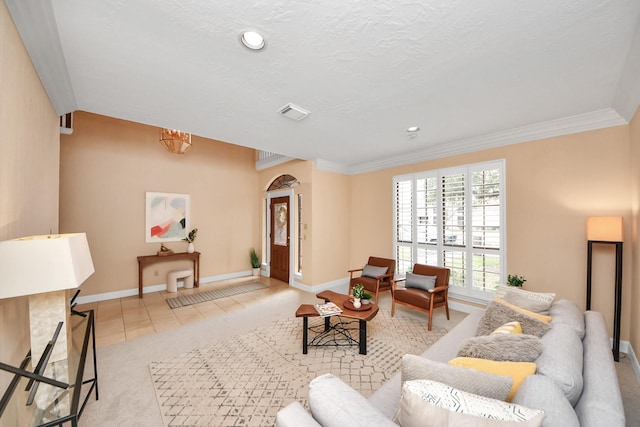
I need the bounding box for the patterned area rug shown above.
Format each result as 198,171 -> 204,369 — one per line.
149,308 -> 448,426
166,282 -> 267,308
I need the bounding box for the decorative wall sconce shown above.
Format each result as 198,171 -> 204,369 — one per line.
586,216 -> 623,362
159,128 -> 192,154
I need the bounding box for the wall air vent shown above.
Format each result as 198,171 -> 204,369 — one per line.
277,103 -> 311,121
59,112 -> 73,135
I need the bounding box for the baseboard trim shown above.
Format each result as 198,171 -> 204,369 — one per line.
289,278 -> 349,294
75,271 -> 255,304
617,339 -> 640,386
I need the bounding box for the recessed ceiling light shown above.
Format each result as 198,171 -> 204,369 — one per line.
407,126 -> 420,132
240,30 -> 266,51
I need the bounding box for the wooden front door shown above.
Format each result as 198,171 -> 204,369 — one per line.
270,196 -> 290,283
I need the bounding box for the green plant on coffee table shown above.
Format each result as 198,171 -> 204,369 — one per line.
352,284 -> 365,299
250,248 -> 260,268
362,291 -> 373,301
507,274 -> 526,287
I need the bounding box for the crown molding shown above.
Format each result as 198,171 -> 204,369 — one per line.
313,159 -> 350,175
5,0 -> 77,115
345,108 -> 627,175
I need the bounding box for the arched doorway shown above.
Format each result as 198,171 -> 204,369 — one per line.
266,175 -> 299,284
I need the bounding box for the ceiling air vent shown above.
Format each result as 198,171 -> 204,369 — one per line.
277,103 -> 310,121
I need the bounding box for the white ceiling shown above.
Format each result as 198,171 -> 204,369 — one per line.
6,0 -> 640,174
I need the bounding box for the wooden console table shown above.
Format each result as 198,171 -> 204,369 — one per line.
137,252 -> 200,298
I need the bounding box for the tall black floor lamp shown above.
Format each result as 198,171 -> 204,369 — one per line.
586,216 -> 623,362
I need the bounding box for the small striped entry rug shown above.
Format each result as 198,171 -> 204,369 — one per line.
166,282 -> 267,309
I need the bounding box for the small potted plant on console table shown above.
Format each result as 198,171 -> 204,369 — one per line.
183,228 -> 198,253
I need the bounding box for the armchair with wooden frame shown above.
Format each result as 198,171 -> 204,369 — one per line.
391,264 -> 450,331
348,256 -> 396,303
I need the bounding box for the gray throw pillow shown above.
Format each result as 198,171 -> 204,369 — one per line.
401,354 -> 512,401
457,334 -> 544,362
476,301 -> 551,338
405,273 -> 436,291
362,264 -> 388,278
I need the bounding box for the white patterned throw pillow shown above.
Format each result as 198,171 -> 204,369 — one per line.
394,379 -> 545,427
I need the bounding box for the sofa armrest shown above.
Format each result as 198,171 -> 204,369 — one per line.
309,374 -> 398,427
574,311 -> 625,427
428,285 -> 448,294
276,401 -> 321,427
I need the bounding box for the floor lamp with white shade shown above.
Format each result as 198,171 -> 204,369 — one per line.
0,233 -> 94,363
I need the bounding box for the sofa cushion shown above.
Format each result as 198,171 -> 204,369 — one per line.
512,375 -> 579,427
362,264 -> 389,278
394,380 -> 545,427
276,401 -> 322,427
549,299 -> 585,339
495,286 -> 555,314
308,374 -> 397,427
535,323 -> 583,406
476,301 -> 551,338
405,272 -> 436,291
494,298 -> 552,323
457,334 -> 543,362
448,357 -> 536,401
491,321 -> 522,335
401,354 -> 512,401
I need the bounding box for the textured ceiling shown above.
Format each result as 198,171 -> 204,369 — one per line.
7,0 -> 640,173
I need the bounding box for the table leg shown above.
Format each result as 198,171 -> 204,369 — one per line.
302,317 -> 308,354
138,261 -> 143,298
194,257 -> 200,288
359,320 -> 367,355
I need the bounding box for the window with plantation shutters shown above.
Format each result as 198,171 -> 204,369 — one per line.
393,160 -> 505,302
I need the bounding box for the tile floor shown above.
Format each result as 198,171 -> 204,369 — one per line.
76,276 -> 290,348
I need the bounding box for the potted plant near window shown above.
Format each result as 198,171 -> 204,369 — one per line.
250,248 -> 261,276
183,228 -> 198,253
507,274 -> 526,287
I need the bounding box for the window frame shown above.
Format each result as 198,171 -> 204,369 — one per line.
392,159 -> 506,303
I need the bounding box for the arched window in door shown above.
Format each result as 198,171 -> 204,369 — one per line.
267,174 -> 298,190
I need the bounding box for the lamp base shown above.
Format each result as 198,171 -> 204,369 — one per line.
29,290 -> 71,363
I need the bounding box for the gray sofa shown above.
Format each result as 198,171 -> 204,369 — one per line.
276,299 -> 625,427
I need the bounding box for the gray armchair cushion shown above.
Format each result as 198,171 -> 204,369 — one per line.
404,273 -> 436,291
362,264 -> 389,278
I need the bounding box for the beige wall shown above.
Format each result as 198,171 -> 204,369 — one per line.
60,112 -> 260,296
630,108 -> 640,353
309,166 -> 351,284
349,126 -> 633,340
0,0 -> 60,415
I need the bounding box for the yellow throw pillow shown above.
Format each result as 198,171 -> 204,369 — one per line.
491,321 -> 523,335
448,357 -> 536,401
495,297 -> 552,323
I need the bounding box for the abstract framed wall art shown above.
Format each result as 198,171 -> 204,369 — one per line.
145,192 -> 190,243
